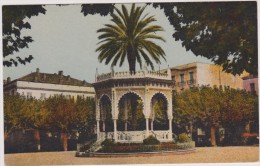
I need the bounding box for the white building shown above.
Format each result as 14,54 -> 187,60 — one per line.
4,68 -> 95,99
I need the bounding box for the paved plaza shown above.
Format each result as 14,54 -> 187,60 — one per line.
4,146 -> 259,165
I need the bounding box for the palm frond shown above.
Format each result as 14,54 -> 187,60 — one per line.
96,4 -> 166,72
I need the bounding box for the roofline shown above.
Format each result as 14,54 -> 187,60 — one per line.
5,80 -> 93,87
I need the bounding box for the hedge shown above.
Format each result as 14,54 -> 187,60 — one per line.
98,141 -> 195,153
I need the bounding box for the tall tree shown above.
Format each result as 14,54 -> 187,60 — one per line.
81,4 -> 114,16
96,4 -> 166,74
20,98 -> 49,151
153,2 -> 257,76
4,95 -> 27,141
3,4 -> 115,67
173,86 -> 257,146
44,95 -> 95,151
44,95 -> 76,151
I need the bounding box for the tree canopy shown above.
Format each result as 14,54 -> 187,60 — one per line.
3,2 -> 257,76
173,86 -> 257,145
153,2 -> 257,76
4,94 -> 95,151
2,5 -> 46,67
96,4 -> 166,74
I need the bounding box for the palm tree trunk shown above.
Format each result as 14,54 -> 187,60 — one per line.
127,47 -> 136,74
61,132 -> 68,151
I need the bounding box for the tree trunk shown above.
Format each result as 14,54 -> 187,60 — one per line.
34,129 -> 41,151
245,121 -> 250,133
61,132 -> 68,151
4,131 -> 9,141
211,126 -> 217,146
127,47 -> 136,75
189,122 -> 193,139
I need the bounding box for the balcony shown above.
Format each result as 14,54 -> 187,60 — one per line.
187,79 -> 196,86
177,81 -> 186,87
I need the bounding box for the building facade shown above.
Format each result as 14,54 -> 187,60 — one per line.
4,68 -> 95,99
169,62 -> 246,92
242,76 -> 258,95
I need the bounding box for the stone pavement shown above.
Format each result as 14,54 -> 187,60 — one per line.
4,146 -> 259,165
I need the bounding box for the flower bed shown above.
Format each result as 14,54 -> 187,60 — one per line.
98,141 -> 195,153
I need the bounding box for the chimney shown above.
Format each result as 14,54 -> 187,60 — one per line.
36,68 -> 40,74
43,74 -> 46,80
34,76 -> 38,82
67,75 -> 71,82
7,77 -> 11,83
58,70 -> 63,76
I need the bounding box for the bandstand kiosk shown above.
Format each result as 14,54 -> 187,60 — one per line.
93,67 -> 173,143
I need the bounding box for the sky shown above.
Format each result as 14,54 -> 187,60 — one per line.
3,3 -> 211,83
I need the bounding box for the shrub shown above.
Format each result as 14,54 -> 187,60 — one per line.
101,139 -> 115,146
177,133 -> 191,143
143,135 -> 160,145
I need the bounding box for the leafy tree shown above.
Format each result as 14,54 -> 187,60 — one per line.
4,94 -> 27,140
173,86 -> 222,146
221,88 -> 256,144
44,95 -> 76,151
43,95 -> 95,151
96,4 -> 166,74
2,4 -> 114,67
19,98 -> 49,151
153,2 -> 257,76
81,4 -> 114,16
2,5 -> 46,67
173,86 -> 257,146
74,96 -> 96,140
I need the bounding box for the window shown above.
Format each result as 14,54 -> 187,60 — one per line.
250,83 -> 256,92
27,92 -> 32,99
180,74 -> 184,84
172,75 -> 175,82
40,93 -> 46,99
189,72 -> 194,81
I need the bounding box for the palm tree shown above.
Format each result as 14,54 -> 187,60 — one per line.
96,4 -> 166,74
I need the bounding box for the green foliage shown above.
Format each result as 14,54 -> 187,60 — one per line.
101,139 -> 115,146
4,94 -> 96,144
143,135 -> 160,145
3,5 -> 46,67
173,86 -> 257,126
98,142 -> 195,153
96,4 -> 166,74
4,95 -> 48,139
173,86 -> 258,145
4,95 -> 27,137
177,133 -> 191,143
154,2 -> 257,76
3,4 -> 116,67
81,4 -> 114,16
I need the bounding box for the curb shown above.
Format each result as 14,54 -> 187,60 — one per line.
76,149 -> 196,158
